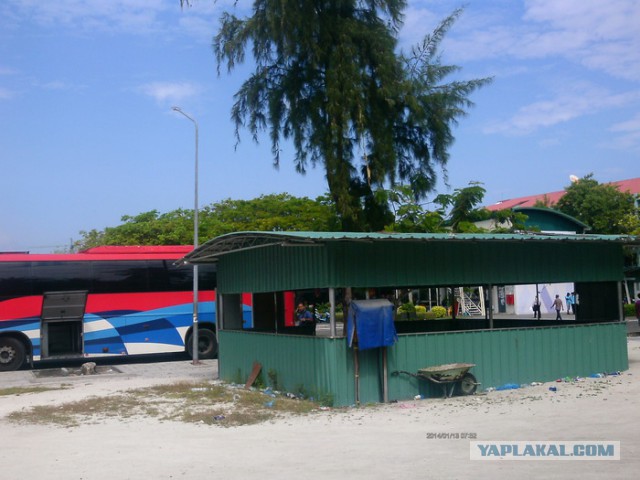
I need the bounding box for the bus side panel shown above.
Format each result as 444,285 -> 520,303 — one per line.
242,292 -> 253,328
0,296 -> 42,359
82,291 -> 217,356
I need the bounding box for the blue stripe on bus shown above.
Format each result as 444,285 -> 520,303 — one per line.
84,337 -> 127,355
117,318 -> 183,346
1,302 -> 223,356
0,318 -> 39,332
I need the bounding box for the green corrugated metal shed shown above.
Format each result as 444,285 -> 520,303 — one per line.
185,231 -> 639,406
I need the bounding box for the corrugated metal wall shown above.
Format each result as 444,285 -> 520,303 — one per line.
218,330 -> 352,405
384,322 -> 628,403
219,322 -> 628,406
217,245 -> 330,293
217,241 -> 623,293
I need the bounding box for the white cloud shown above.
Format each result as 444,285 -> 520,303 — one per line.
484,86 -> 640,135
521,0 -> 640,80
404,0 -> 640,82
137,81 -> 203,103
610,113 -> 640,133
7,0 -> 169,34
607,113 -> 640,151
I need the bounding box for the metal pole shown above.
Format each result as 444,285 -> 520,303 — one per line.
329,288 -> 336,337
172,106 -> 200,364
488,284 -> 494,329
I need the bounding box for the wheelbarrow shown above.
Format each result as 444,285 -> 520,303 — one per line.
393,363 -> 479,398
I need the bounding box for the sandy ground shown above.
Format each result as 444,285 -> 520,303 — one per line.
2,339 -> 640,480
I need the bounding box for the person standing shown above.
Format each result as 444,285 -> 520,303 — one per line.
295,302 -> 314,326
565,292 -> 573,314
635,293 -> 640,326
552,294 -> 563,320
532,295 -> 542,319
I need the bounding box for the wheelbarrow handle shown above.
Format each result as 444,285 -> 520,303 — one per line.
391,370 -> 419,379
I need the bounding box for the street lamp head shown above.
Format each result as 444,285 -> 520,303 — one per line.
172,106 -> 181,112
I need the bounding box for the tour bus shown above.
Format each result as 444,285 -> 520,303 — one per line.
0,246 -> 249,371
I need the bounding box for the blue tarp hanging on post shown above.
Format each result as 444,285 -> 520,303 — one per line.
347,299 -> 397,350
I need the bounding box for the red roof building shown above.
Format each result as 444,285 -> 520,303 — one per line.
486,177 -> 640,211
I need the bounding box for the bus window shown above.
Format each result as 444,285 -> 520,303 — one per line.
0,261 -> 33,300
91,261 -> 149,293
32,262 -> 92,293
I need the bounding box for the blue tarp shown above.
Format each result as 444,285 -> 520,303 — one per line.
347,299 -> 397,350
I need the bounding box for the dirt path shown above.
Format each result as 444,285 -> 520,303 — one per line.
1,340 -> 639,479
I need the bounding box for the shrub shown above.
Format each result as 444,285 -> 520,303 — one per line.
424,311 -> 437,320
397,302 -> 416,314
429,306 -> 447,318
624,303 -> 636,318
397,302 -> 417,320
415,305 -> 427,314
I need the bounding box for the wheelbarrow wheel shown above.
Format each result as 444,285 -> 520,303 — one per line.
457,372 -> 478,396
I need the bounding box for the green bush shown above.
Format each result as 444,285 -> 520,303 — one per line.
415,305 -> 427,314
429,306 -> 447,318
424,311 -> 437,320
397,302 -> 418,320
397,302 -> 416,314
624,303 -> 637,318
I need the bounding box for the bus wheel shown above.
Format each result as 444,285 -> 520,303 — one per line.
0,337 -> 26,372
186,329 -> 218,360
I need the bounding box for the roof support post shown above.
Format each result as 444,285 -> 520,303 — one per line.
329,288 -> 336,337
488,284 -> 494,329
617,281 -> 624,322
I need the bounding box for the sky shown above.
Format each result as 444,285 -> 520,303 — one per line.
1,0 -> 639,252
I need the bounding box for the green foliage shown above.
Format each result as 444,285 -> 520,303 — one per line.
434,182 -> 488,231
252,370 -> 266,389
397,302 -> 417,320
429,306 -> 447,318
213,3 -> 491,230
533,195 -> 554,208
383,184 -> 446,233
555,174 -> 639,234
267,369 -> 280,391
384,181 -> 495,233
624,303 -> 636,318
490,208 -> 529,232
75,193 -> 339,249
397,302 -> 417,314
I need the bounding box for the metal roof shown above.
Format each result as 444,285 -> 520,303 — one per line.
485,176 -> 640,211
513,206 -> 591,231
183,231 -> 640,264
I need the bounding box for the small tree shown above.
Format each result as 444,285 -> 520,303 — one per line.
555,174 -> 639,234
383,182 -> 505,233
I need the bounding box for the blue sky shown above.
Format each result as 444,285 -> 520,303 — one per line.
1,0 -> 639,252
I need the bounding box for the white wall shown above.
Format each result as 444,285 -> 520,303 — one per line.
514,283 -> 574,315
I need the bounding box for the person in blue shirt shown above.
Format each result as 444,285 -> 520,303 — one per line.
295,302 -> 314,326
565,292 -> 573,314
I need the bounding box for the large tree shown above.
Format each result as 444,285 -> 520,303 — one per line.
75,193 -> 340,249
213,3 -> 491,230
555,174 -> 639,234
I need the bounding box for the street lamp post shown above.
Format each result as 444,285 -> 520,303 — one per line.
172,106 -> 200,365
